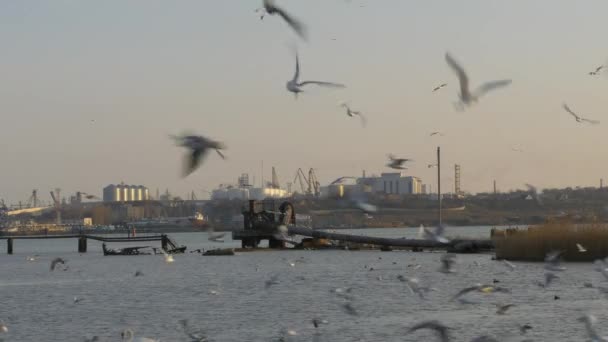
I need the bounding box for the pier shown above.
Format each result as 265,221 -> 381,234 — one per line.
0,234 -> 171,254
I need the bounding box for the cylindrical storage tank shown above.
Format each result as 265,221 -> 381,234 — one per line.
129,186 -> 136,202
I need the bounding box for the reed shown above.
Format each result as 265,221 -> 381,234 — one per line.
493,219 -> 608,261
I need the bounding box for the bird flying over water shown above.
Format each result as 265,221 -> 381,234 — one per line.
171,133 -> 226,177
387,154 -> 412,170
405,277 -> 437,299
451,284 -> 510,301
439,253 -> 457,273
589,65 -> 604,76
432,83 -> 447,92
0,321 -> 7,333
563,103 -> 600,125
207,227 -> 226,242
420,224 -> 450,244
286,54 -> 345,98
408,320 -> 449,342
502,259 -> 516,271
445,52 -> 512,110
340,102 -> 366,127
544,250 -> 566,272
578,314 -> 608,342
536,272 -> 559,288
577,243 -> 587,253
495,303 -> 515,315
257,0 -> 307,40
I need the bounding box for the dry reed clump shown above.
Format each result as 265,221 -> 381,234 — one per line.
493,220 -> 608,261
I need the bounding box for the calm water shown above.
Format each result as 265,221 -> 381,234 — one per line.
0,227 -> 606,341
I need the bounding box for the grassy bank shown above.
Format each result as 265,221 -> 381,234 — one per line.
493,220 -> 608,261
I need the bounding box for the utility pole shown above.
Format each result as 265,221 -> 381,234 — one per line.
437,146 -> 442,226
493,180 -> 497,195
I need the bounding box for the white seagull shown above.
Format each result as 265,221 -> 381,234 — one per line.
419,224 -> 450,243
286,54 -> 345,98
340,102 -> 366,127
577,243 -> 588,253
121,329 -> 159,342
563,103 -> 600,125
161,250 -> 174,264
257,0 -> 307,40
432,83 -> 447,92
445,52 -> 512,110
207,227 -> 226,242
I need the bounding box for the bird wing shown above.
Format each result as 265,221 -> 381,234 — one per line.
268,2 -> 307,40
215,149 -> 226,159
473,80 -> 512,98
358,113 -> 367,127
298,80 -> 346,88
445,53 -> 471,99
562,103 -> 580,120
451,286 -> 479,300
292,54 -> 300,82
581,118 -> 600,125
184,148 -> 209,177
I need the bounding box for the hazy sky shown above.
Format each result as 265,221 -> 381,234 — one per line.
1,1 -> 608,204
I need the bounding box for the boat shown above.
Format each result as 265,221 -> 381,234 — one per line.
102,243 -> 152,256
189,212 -> 210,229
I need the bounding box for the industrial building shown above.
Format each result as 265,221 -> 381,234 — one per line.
103,184 -> 149,202
211,170 -> 289,201
321,173 -> 424,198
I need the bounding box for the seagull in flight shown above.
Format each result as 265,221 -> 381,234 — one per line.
387,154 -> 412,170
511,146 -> 523,152
287,54 -> 345,98
544,250 -> 566,272
536,272 -> 559,288
432,83 -> 447,92
171,133 -> 226,177
340,102 -> 366,127
578,314 -> 608,342
563,103 -> 600,125
50,257 -> 66,271
419,224 -> 450,243
577,243 -> 587,253
495,303 -> 515,315
408,320 -> 450,342
257,0 -> 307,40
589,65 -> 604,76
445,52 -> 512,110
429,131 -> 444,136
207,227 -> 226,242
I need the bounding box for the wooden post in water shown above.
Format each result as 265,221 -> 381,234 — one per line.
7,238 -> 13,255
78,236 -> 87,253
437,146 -> 442,227
161,235 -> 168,251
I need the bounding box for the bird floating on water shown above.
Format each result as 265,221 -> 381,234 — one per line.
563,103 -> 600,125
286,54 -> 345,98
171,133 -> 226,177
445,52 -> 512,110
121,329 -> 159,342
387,154 -> 412,170
408,320 -> 450,342
257,0 -> 307,40
495,303 -> 515,315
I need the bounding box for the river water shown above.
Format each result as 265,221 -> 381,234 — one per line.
0,226 -> 606,341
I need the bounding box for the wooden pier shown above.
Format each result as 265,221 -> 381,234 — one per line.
0,234 -> 171,254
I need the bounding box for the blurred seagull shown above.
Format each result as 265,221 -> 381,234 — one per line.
589,65 -> 604,76
525,183 -> 543,205
428,164 -> 438,168
445,52 -> 512,110
408,321 -> 450,342
511,147 -> 524,152
451,284 -> 510,301
330,176 -> 356,185
495,303 -> 515,315
439,253 -> 457,273
257,0 -> 307,40
50,257 -> 66,271
577,243 -> 588,253
286,54 -> 345,98
73,296 -> 83,304
207,227 -> 226,242
537,272 -> 559,288
430,131 -> 444,136
340,102 -> 366,127
432,83 -> 447,92
420,224 -> 450,243
171,134 -> 226,177
563,103 -> 600,125
578,314 -> 608,342
179,320 -> 208,342
121,329 -> 159,342
405,277 -> 437,299
354,200 -> 378,214
387,154 -> 412,170
0,321 -> 6,333
544,250 -> 566,271
593,259 -> 608,280
502,259 -> 516,271
265,274 -> 280,289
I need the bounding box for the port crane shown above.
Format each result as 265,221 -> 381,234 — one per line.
50,188 -> 61,224
292,168 -> 320,197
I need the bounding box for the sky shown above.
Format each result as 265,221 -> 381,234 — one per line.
1,0 -> 608,204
